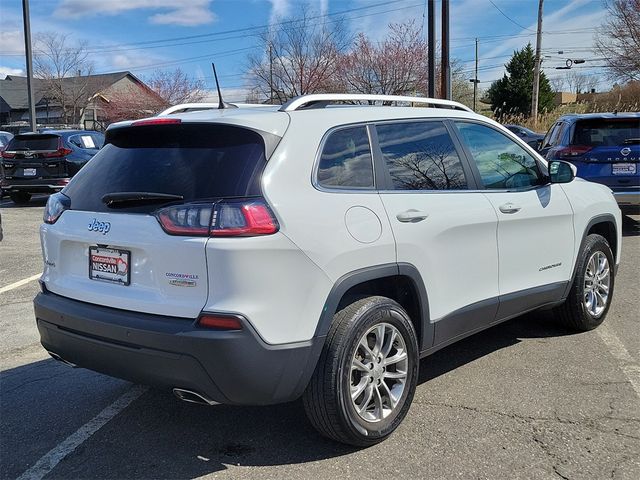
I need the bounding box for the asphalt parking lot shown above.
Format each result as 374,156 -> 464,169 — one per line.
1,197 -> 639,480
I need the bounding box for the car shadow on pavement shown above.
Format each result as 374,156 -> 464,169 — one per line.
1,312 -> 577,479
419,310 -> 571,384
621,213 -> 639,237
0,195 -> 49,208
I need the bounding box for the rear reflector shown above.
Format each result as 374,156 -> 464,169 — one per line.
197,314 -> 243,330
132,118 -> 182,127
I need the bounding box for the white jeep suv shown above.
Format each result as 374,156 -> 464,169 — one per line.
35,94 -> 622,446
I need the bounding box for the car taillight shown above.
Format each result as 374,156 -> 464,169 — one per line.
557,145 -> 592,158
1,151 -> 15,159
197,313 -> 243,330
43,192 -> 71,224
155,198 -> 279,237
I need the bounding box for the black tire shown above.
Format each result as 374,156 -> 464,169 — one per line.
302,296 -> 419,447
9,191 -> 31,205
554,234 -> 615,331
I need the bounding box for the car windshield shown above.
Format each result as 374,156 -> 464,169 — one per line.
572,118 -> 640,146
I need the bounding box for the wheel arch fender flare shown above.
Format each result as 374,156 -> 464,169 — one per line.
313,263 -> 432,351
563,213 -> 618,299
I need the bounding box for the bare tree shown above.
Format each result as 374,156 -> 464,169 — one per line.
565,70 -> 589,94
595,0 -> 640,82
33,32 -> 101,124
248,8 -> 350,103
336,21 -> 430,96
101,85 -> 166,124
549,76 -> 565,93
145,68 -> 206,105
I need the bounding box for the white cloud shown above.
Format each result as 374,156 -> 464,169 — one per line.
0,29 -> 24,56
268,0 -> 290,25
319,0 -> 329,17
106,51 -> 167,71
0,66 -> 25,78
54,0 -> 216,26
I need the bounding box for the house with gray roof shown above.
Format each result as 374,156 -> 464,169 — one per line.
0,71 -> 164,131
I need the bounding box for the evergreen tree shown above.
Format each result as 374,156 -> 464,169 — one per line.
487,44 -> 554,117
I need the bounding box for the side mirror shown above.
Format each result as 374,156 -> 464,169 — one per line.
549,160 -> 576,184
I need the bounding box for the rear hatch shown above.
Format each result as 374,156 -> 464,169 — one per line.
41,122 -> 277,318
1,134 -> 70,180
564,117 -> 640,190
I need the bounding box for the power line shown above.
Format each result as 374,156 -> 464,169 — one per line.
487,0 -> 534,32
0,0 -> 418,56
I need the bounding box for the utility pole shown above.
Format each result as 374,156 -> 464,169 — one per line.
440,0 -> 451,99
474,38 -> 478,111
427,0 -> 436,98
22,0 -> 37,132
531,0 -> 544,126
268,43 -> 274,104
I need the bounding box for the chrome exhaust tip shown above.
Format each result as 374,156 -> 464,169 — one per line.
47,351 -> 78,368
172,388 -> 219,406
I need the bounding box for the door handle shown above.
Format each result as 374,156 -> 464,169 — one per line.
396,209 -> 429,223
499,203 -> 521,214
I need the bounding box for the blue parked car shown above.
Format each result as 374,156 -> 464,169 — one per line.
0,129 -> 104,204
539,113 -> 639,211
539,113 -> 640,209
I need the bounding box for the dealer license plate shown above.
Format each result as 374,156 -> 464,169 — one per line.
89,246 -> 131,285
23,168 -> 36,176
612,163 -> 636,175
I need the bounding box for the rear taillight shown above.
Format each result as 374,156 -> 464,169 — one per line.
155,198 -> 279,237
197,313 -> 243,330
43,192 -> 71,224
44,138 -> 73,158
557,145 -> 592,158
1,151 -> 15,159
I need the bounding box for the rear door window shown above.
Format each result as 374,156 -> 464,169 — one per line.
68,133 -> 105,150
63,124 -> 275,213
376,121 -> 468,190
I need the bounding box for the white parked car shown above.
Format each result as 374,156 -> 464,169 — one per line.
35,94 -> 622,446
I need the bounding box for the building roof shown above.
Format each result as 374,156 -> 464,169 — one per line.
0,71 -> 139,111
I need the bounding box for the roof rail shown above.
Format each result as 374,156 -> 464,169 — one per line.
158,103 -> 274,116
278,94 -> 473,113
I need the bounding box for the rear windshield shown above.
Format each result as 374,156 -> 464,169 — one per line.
63,123 -> 273,213
7,134 -> 59,151
572,118 -> 640,146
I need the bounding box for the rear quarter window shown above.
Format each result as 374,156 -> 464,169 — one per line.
316,126 -> 374,189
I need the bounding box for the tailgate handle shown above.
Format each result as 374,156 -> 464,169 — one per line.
499,203 -> 521,214
396,209 -> 429,223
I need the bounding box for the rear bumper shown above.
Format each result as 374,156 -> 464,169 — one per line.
612,189 -> 639,207
34,290 -> 323,405
1,177 -> 69,193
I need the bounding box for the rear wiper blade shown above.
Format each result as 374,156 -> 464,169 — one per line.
623,138 -> 640,145
102,192 -> 184,208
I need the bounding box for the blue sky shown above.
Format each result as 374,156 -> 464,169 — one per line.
0,0 -> 609,101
